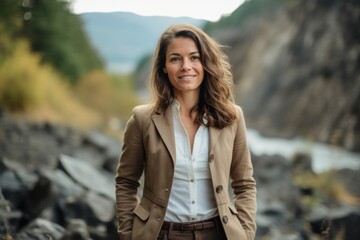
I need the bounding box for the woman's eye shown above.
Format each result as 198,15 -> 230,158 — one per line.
191,55 -> 200,61
170,57 -> 181,62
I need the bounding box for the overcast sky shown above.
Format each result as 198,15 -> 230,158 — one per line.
70,0 -> 245,21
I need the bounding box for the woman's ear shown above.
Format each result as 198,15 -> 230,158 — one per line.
163,68 -> 167,74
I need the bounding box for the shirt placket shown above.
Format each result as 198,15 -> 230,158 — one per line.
189,127 -> 203,221
189,153 -> 197,220
176,108 -> 199,221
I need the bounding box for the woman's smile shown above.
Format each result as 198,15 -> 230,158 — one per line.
178,75 -> 196,80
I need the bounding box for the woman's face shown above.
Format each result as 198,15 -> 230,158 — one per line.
164,37 -> 204,97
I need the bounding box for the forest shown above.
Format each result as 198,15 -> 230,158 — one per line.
0,0 -> 140,131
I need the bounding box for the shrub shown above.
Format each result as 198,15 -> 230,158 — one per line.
0,41 -> 43,111
0,40 -> 100,129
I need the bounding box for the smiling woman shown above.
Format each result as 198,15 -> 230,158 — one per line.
70,0 -> 244,21
115,23 -> 257,240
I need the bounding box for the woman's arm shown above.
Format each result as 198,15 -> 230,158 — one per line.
115,111 -> 145,240
231,106 -> 257,240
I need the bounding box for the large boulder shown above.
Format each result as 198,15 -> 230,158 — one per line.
15,218 -> 65,240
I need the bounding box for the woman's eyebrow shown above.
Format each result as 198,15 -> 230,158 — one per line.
168,51 -> 199,56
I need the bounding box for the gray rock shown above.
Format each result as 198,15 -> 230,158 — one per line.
41,169 -> 85,198
18,175 -> 55,229
61,219 -> 92,240
59,191 -> 114,226
84,191 -> 115,223
0,171 -> 29,209
15,218 -> 65,240
309,205 -> 360,239
59,155 -> 115,201
73,131 -> 121,170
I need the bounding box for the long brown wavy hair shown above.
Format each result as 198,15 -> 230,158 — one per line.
150,24 -> 237,129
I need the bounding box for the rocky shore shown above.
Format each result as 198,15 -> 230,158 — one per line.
0,112 -> 359,239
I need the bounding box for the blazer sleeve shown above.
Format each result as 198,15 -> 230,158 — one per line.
231,106 -> 257,240
115,108 -> 145,240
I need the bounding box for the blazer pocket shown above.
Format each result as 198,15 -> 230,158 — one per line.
229,205 -> 238,215
229,205 -> 241,222
133,204 -> 150,221
228,205 -> 247,238
132,204 -> 151,240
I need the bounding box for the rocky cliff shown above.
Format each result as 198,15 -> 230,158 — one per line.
211,0 -> 360,151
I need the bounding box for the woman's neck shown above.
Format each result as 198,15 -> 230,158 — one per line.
174,92 -> 199,116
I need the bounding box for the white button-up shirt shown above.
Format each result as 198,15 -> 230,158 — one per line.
164,100 -> 218,222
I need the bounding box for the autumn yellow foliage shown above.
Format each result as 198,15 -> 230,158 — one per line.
0,41 -> 100,129
0,40 -> 141,132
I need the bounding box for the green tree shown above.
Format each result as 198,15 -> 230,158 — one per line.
21,0 -> 103,84
0,0 -> 23,62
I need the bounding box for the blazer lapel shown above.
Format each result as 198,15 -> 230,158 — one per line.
209,126 -> 221,154
151,108 -> 176,165
152,108 -> 222,163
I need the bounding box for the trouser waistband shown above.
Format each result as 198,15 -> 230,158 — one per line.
161,216 -> 220,231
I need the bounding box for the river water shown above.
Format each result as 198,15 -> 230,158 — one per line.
246,129 -> 360,173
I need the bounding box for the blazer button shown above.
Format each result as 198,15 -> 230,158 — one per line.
216,185 -> 223,193
209,154 -> 214,162
222,216 -> 228,224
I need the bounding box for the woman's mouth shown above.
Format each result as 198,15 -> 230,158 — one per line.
178,75 -> 195,80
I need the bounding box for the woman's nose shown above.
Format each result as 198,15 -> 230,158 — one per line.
181,58 -> 191,70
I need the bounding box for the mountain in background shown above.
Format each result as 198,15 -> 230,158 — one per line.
80,12 -> 206,73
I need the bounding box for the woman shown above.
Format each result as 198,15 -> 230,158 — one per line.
115,24 -> 256,240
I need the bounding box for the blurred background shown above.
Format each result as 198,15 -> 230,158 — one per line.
0,0 -> 359,239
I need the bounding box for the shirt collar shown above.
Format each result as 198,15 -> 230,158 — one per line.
172,99 -> 181,113
171,100 -> 208,126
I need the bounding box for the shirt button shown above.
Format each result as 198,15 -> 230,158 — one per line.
216,185 -> 223,193
192,218 -> 196,220
190,179 -> 194,182
192,200 -> 195,204
222,216 -> 228,224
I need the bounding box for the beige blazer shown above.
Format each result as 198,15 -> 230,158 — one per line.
115,104 -> 256,240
